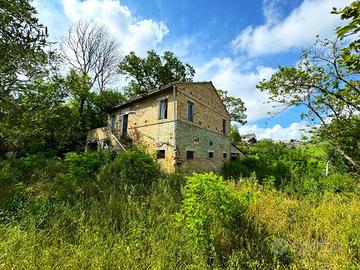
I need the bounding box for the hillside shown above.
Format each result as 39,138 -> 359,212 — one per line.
0,145 -> 359,269
1,1 -> 359,269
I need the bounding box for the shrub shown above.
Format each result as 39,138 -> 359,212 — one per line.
53,150 -> 116,199
97,147 -> 160,188
320,173 -> 358,193
222,141 -> 355,196
64,150 -> 116,177
176,173 -> 236,252
221,158 -> 254,180
0,154 -> 50,209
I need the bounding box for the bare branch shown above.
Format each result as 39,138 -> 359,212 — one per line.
60,20 -> 122,91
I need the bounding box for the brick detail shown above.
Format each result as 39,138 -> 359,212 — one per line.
99,82 -> 234,173
175,120 -> 231,173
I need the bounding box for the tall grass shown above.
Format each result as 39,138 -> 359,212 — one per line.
0,148 -> 359,269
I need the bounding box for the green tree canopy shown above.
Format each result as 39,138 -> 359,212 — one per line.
217,89 -> 247,124
118,50 -> 195,97
230,125 -> 242,144
0,0 -> 49,109
257,38 -> 360,169
332,0 -> 360,72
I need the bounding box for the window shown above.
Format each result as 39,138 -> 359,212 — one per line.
187,101 -> 194,122
110,114 -> 116,133
222,119 -> 226,134
186,151 -> 194,160
121,114 -> 128,137
208,152 -> 214,158
159,99 -> 168,119
157,150 -> 165,159
209,141 -> 213,146
223,152 -> 227,159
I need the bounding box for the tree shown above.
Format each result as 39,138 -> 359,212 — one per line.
230,125 -> 242,144
217,89 -> 247,124
0,76 -> 80,156
89,89 -> 125,128
65,70 -> 93,139
0,0 -> 48,109
0,0 -> 51,156
332,0 -> 360,72
257,38 -> 360,169
258,1 -> 360,170
63,69 -> 125,148
118,50 -> 195,96
60,20 -> 121,91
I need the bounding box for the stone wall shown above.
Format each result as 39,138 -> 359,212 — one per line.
175,121 -> 231,173
174,82 -> 232,172
110,88 -> 177,172
105,82 -> 234,173
175,82 -> 230,136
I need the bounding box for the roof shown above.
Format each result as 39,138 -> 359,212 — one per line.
108,81 -> 231,117
108,83 -> 173,113
231,143 -> 246,157
242,133 -> 256,137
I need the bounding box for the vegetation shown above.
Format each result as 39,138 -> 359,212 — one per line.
217,89 -> 247,124
60,20 -> 121,91
257,1 -> 360,170
223,140 -> 357,196
0,147 -> 359,269
118,50 -> 196,97
0,1 -> 359,269
332,0 -> 360,72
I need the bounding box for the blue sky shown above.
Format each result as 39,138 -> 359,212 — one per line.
33,0 -> 350,140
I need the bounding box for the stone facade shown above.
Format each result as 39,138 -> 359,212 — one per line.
174,82 -> 232,172
87,82 -> 243,173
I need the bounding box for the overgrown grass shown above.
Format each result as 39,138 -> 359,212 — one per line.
227,179 -> 360,269
0,147 -> 359,269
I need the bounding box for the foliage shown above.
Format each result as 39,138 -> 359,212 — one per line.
0,68 -> 124,157
230,125 -> 242,144
0,148 -> 359,269
118,50 -> 195,96
0,0 -> 48,109
222,141 -> 357,196
176,173 -> 236,250
256,1 -> 360,170
90,89 -> 125,126
0,0 -> 54,157
98,147 -> 160,187
217,89 -> 247,124
257,38 -> 360,170
0,1 -> 359,269
332,0 -> 360,72
231,182 -> 360,269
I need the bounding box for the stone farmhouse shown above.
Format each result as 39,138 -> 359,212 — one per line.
86,82 -> 244,173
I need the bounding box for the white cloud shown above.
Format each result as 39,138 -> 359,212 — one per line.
262,0 -> 284,25
232,0 -> 350,57
34,0 -> 169,55
238,122 -> 309,141
195,57 -> 276,121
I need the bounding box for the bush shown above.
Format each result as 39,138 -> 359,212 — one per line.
222,141 -> 356,196
320,173 -> 358,193
176,173 -> 236,252
221,158 -> 255,180
98,147 -> 160,189
0,154 -> 49,208
53,150 -> 116,199
64,150 -> 116,177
